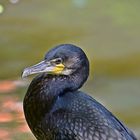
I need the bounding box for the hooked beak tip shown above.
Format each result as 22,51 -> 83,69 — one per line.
22,68 -> 30,78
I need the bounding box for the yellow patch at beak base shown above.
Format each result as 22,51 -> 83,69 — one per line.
52,63 -> 65,74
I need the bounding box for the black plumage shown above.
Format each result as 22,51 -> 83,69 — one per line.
22,44 -> 137,140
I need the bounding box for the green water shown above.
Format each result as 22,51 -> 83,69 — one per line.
0,0 -> 140,139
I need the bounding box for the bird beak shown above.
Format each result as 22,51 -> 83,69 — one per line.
22,60 -> 65,78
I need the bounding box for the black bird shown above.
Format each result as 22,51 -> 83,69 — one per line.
22,44 -> 137,140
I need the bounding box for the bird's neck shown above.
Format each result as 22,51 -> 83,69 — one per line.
42,69 -> 88,98
24,68 -> 88,128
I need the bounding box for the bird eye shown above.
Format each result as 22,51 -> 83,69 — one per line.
55,58 -> 62,64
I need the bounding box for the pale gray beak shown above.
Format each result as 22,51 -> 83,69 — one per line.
22,60 -> 55,78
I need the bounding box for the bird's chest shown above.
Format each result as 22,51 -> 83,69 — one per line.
24,91 -> 52,128
24,97 -> 55,140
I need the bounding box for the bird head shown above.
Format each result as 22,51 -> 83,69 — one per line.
22,44 -> 89,78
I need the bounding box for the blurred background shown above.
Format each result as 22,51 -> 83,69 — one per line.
0,0 -> 140,139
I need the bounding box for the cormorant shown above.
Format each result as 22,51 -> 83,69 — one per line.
22,44 -> 137,140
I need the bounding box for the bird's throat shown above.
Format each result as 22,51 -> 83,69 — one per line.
23,69 -> 88,130
23,74 -> 71,128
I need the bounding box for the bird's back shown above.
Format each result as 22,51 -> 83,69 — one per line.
40,91 -> 136,140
